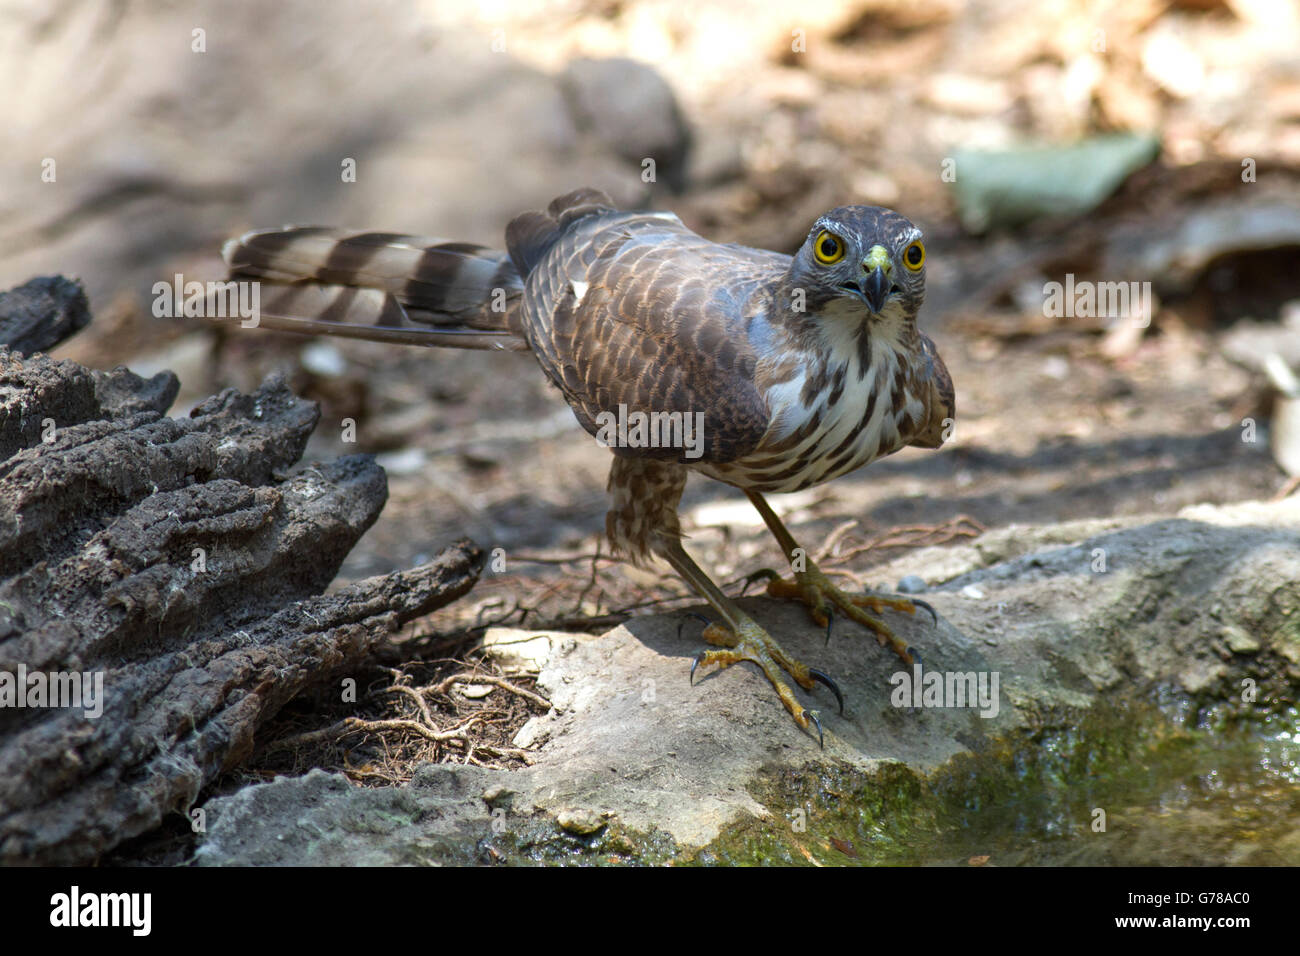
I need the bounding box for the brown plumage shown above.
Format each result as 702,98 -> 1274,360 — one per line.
220,188 -> 955,744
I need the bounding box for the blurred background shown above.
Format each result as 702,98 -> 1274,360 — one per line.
2,0 -> 1298,626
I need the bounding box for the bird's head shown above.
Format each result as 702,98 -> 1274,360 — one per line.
788,206 -> 926,324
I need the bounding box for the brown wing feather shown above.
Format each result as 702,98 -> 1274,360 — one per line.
906,332 -> 955,449
516,198 -> 781,464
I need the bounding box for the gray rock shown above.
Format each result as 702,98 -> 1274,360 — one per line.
1108,197 -> 1300,295
560,57 -> 692,192
1221,624 -> 1261,655
556,808 -> 606,835
897,574 -> 927,593
196,498 -> 1300,864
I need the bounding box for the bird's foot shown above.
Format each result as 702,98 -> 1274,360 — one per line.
746,564 -> 933,666
688,616 -> 842,746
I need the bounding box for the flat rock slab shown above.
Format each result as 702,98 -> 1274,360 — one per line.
197,497 -> 1300,865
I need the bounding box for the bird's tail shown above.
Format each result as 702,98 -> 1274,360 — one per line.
209,227 -> 530,351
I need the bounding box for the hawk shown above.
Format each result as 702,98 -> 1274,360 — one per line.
218,188 -> 954,744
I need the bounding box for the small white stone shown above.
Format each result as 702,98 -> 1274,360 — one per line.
482,628 -> 569,674
300,341 -> 347,377
374,447 -> 427,476
1042,356 -> 1069,380
961,584 -> 986,600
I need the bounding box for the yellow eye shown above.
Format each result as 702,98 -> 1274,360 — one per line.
813,230 -> 846,265
903,240 -> 925,271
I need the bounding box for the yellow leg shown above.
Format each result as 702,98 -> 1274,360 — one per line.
745,491 -> 935,666
661,538 -> 841,745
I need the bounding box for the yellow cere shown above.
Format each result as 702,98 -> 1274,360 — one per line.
863,244 -> 892,274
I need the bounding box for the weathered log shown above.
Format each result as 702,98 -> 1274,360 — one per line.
0,291 -> 484,865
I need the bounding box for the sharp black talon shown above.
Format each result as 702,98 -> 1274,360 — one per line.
677,611 -> 714,639
809,667 -> 845,715
741,567 -> 781,596
803,709 -> 824,748
906,647 -> 923,669
911,598 -> 938,625
689,652 -> 706,685
824,606 -> 835,645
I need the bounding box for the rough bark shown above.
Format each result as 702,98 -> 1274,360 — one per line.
0,277 -> 92,357
0,302 -> 483,865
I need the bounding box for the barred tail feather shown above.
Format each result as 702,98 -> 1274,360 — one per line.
210,226 -> 529,350
236,282 -> 529,350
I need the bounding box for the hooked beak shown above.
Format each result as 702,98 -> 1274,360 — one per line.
860,266 -> 891,314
